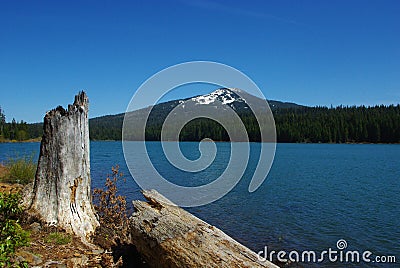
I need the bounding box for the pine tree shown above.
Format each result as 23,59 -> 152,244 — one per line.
0,106 -> 5,137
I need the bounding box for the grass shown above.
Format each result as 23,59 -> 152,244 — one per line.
45,232 -> 72,245
0,165 -> 8,178
1,154 -> 36,185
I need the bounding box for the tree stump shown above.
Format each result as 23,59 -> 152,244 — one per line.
27,91 -> 99,242
130,190 -> 278,268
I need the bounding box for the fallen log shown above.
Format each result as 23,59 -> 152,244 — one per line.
130,190 -> 278,268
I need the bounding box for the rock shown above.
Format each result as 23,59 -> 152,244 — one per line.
42,260 -> 67,268
91,248 -> 104,254
66,255 -> 89,267
15,250 -> 43,266
130,190 -> 278,268
30,222 -> 42,232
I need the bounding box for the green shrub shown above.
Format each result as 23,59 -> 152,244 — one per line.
2,155 -> 36,185
0,193 -> 30,267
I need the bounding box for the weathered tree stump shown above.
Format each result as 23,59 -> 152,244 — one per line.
26,91 -> 99,241
130,190 -> 278,268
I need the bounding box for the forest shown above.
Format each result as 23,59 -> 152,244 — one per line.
1,104 -> 399,143
142,104 -> 400,143
274,105 -> 400,143
0,107 -> 42,141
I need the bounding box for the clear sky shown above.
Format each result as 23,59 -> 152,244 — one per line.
0,0 -> 399,123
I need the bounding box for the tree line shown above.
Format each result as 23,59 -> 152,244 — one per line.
1,104 -> 399,143
0,106 -> 42,141
143,105 -> 400,143
274,105 -> 400,143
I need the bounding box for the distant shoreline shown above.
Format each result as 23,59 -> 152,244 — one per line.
1,139 -> 399,145
0,138 -> 41,143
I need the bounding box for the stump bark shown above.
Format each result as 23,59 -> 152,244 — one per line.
130,190 -> 278,268
27,91 -> 99,241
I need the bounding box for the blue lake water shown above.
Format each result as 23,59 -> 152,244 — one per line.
0,142 -> 399,267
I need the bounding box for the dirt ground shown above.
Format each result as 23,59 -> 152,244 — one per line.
1,178 -> 147,267
14,224 -> 109,267
0,179 -> 108,267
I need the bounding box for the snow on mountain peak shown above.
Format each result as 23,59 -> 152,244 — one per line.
191,88 -> 244,105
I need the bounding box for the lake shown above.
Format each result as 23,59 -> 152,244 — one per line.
0,141 -> 399,267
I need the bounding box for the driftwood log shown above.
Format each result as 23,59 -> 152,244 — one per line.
130,190 -> 278,268
26,91 -> 99,242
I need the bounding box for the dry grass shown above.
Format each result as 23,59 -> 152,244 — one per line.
0,182 -> 24,194
1,155 -> 36,185
0,165 -> 24,194
0,164 -> 8,178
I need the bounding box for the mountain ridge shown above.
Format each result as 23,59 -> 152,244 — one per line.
6,88 -> 398,143
91,88 -> 305,120
89,88 -> 304,141
88,87 -> 400,143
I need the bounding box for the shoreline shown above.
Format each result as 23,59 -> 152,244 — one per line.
1,139 -> 399,145
0,138 -> 41,143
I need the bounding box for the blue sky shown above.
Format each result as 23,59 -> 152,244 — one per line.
0,0 -> 399,123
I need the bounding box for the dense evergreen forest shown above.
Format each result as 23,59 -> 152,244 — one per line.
142,105 -> 400,143
1,105 -> 399,143
0,106 -> 42,141
274,105 -> 400,143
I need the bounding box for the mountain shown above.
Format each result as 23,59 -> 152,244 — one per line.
83,87 -> 400,144
190,88 -> 248,111
89,88 -> 305,141
268,100 -> 305,110
190,88 -> 304,111
8,88 -> 400,143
